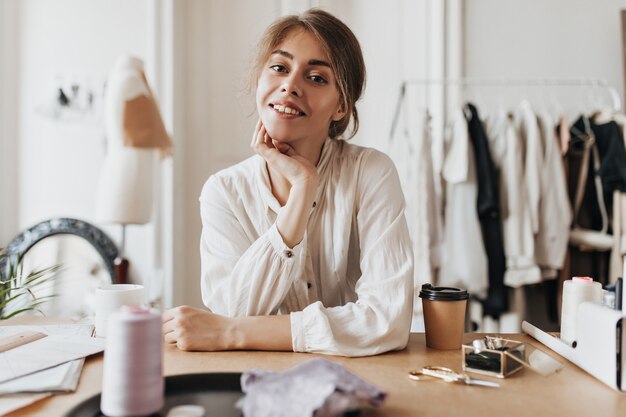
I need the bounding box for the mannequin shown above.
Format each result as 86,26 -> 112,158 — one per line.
95,55 -> 171,282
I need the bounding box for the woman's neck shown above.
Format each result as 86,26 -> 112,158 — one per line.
267,137 -> 326,206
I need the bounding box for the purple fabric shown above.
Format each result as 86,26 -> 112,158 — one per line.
238,358 -> 386,417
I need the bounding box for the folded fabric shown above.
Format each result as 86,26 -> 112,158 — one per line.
237,358 -> 386,417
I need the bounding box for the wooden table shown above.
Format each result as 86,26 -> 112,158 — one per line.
2,328 -> 625,417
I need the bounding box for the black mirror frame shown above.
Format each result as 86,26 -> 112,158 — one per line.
0,217 -> 119,283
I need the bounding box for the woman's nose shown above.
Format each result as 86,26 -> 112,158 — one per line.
281,75 -> 302,96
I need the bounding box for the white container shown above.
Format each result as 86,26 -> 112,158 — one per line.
95,284 -> 144,337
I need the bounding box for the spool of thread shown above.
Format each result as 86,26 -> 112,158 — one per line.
560,276 -> 603,345
101,306 -> 163,417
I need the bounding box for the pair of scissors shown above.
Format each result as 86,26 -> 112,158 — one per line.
408,366 -> 500,388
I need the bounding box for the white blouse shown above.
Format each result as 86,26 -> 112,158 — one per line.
439,109 -> 489,297
199,138 -> 414,357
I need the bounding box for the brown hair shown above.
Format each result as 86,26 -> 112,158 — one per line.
250,8 -> 366,139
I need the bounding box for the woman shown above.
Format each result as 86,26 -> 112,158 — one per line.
163,8 -> 413,357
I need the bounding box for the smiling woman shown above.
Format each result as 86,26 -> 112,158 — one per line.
249,10 -> 365,142
162,8 -> 414,357
255,28 -> 345,156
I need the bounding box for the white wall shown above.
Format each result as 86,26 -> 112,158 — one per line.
0,0 -> 19,246
318,0 -> 429,149
14,0 -> 158,291
19,0 -> 150,225
171,0 -> 433,308
464,0 -> 626,115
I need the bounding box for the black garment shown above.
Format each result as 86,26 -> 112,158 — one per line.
591,119 -> 626,205
572,116 -> 626,224
464,103 -> 508,318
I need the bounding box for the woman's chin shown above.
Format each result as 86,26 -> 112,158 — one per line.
264,129 -> 295,144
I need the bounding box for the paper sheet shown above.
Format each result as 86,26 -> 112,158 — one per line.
0,325 -> 103,384
0,324 -> 95,338
0,358 -> 84,394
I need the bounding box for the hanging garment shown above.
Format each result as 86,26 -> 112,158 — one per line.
568,115 -> 626,265
514,100 -> 543,235
586,118 -> 626,208
439,108 -> 488,298
555,117 -> 573,323
569,117 -> 606,238
566,116 -> 611,285
557,115 -> 570,156
611,191 -> 626,283
592,110 -> 626,282
485,111 -> 541,287
387,108 -> 442,313
535,113 -> 572,278
465,103 -> 508,317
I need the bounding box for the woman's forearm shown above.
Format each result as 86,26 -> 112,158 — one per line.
230,314 -> 292,351
163,306 -> 293,352
275,181 -> 317,248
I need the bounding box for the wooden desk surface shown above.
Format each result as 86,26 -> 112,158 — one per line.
3,330 -> 626,417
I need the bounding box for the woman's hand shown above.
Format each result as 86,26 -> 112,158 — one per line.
162,306 -> 293,352
250,119 -> 318,248
162,306 -> 234,351
250,119 -> 319,188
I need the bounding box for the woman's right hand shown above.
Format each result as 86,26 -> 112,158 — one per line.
250,119 -> 319,188
250,119 -> 317,248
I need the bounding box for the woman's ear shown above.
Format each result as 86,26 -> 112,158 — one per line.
332,103 -> 347,122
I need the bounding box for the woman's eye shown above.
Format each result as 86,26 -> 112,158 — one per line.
309,75 -> 328,85
270,64 -> 287,73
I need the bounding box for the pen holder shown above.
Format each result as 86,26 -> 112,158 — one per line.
462,338 -> 525,378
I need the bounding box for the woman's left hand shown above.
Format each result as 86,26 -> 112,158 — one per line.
162,305 -> 233,351
250,119 -> 319,188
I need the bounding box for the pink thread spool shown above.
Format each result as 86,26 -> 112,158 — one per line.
560,276 -> 603,346
101,306 -> 163,417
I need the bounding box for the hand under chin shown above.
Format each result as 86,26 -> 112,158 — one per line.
272,139 -> 293,154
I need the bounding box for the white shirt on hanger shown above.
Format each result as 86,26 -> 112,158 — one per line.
439,108 -> 489,297
535,112 -> 572,277
515,100 -> 543,236
387,107 -> 442,325
486,110 -> 541,287
198,138 -> 414,357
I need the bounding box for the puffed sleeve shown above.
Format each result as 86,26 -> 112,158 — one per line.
290,150 -> 414,357
199,176 -> 307,316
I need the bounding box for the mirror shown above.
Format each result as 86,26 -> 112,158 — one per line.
19,234 -> 112,318
0,218 -> 119,319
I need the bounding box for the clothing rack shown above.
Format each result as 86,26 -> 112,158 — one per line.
389,78 -> 623,139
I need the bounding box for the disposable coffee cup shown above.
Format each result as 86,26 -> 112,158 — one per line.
419,284 -> 469,350
95,284 -> 145,337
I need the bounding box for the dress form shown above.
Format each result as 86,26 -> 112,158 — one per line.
96,55 -> 170,225
95,55 -> 171,284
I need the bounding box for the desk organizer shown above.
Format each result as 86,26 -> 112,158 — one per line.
462,337 -> 525,378
522,302 -> 625,392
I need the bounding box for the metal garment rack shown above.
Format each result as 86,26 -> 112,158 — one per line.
389,78 -> 623,139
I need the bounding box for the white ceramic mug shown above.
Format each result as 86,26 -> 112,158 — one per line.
95,284 -> 145,337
